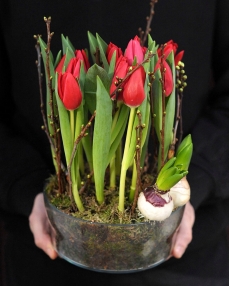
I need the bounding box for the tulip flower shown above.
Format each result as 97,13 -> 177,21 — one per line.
55,55 -> 66,74
110,55 -> 129,101
106,42 -> 123,64
58,72 -> 82,110
155,58 -> 174,96
158,40 -> 184,67
174,50 -> 184,66
66,58 -> 81,78
122,65 -> 146,107
67,50 -> 90,79
158,40 -> 178,59
124,36 -> 147,65
75,49 -> 90,71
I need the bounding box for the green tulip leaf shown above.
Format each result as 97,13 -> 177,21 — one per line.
152,69 -> 162,143
54,50 -> 62,69
84,64 -> 110,114
108,104 -> 129,165
93,76 -> 112,204
107,114 -> 128,166
63,47 -> 75,70
66,36 -> 75,52
110,104 -> 129,145
54,74 -> 73,166
87,31 -> 98,64
61,34 -> 75,55
96,33 -> 109,72
108,51 -> 116,80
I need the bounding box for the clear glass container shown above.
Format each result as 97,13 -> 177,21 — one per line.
44,194 -> 184,273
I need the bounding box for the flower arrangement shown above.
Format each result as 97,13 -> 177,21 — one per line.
35,5 -> 192,224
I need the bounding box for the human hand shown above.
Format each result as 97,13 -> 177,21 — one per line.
170,201 -> 195,258
29,193 -> 58,259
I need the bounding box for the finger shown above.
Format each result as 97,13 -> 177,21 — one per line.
172,202 -> 195,258
29,193 -> 58,259
34,231 -> 58,260
29,215 -> 58,259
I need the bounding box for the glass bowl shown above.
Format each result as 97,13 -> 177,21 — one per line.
44,193 -> 184,273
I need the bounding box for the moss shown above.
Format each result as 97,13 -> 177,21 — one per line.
45,174 -> 155,224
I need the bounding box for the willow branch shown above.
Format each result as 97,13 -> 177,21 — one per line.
139,0 -> 159,47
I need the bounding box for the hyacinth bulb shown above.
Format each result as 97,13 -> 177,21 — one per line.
170,177 -> 190,208
137,186 -> 174,221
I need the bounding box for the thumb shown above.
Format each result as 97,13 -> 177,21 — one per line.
29,193 -> 58,259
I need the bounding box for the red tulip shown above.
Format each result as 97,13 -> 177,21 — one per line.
66,58 -> 81,79
175,50 -> 184,66
122,65 -> 146,108
106,42 -> 123,64
110,55 -> 129,101
155,58 -> 174,97
157,40 -> 184,67
125,36 -> 146,65
58,72 -> 82,110
55,55 -> 66,74
158,40 -> 178,59
75,49 -> 90,71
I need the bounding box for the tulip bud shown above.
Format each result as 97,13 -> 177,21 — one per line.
122,66 -> 146,108
66,58 -> 81,78
155,58 -> 174,96
110,55 -> 129,101
124,36 -> 146,65
106,42 -> 123,64
175,50 -> 184,66
58,72 -> 82,110
55,55 -> 66,74
158,40 -> 178,59
75,49 -> 90,71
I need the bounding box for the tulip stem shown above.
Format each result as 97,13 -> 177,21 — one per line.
129,163 -> 137,203
72,181 -> 85,212
70,110 -> 75,141
109,156 -> 116,188
118,107 -> 136,212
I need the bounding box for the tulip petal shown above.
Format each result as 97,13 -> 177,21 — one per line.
123,66 -> 145,107
58,72 -> 82,110
175,50 -> 184,66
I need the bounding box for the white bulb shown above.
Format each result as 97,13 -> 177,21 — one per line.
137,191 -> 174,221
170,177 -> 190,208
